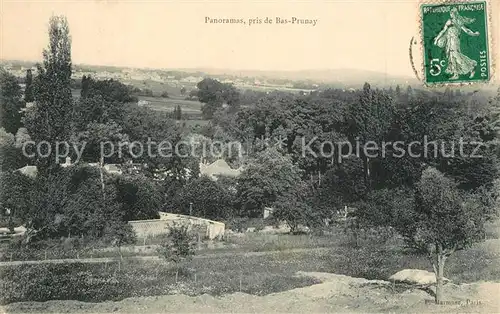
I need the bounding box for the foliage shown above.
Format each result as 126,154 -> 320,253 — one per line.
27,15 -> 73,142
121,105 -> 188,172
20,165 -> 130,241
113,175 -> 162,221
271,181 -> 319,233
24,69 -> 34,103
172,104 -> 182,120
344,83 -> 395,188
0,70 -> 24,134
0,128 -> 27,171
0,170 -> 34,224
237,148 -> 302,217
23,16 -> 73,174
72,120 -> 129,164
73,94 -> 125,131
169,175 -> 236,220
197,78 -> 240,119
157,223 -> 196,263
81,76 -> 138,103
0,263 -> 134,304
392,167 -> 498,302
314,157 -> 368,216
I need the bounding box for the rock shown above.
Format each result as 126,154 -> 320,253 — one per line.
389,269 -> 450,285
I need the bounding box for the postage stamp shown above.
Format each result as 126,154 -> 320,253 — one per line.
419,1 -> 492,85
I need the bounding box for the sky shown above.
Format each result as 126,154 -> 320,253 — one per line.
1,0 -> 499,79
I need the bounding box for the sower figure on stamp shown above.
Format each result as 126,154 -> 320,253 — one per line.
433,7 -> 480,80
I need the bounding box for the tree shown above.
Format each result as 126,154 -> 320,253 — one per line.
72,121 -> 129,165
271,181 -> 318,233
392,168 -> 497,303
0,70 -> 24,134
105,221 -> 136,260
24,69 -> 34,103
197,78 -> 240,119
237,147 -> 302,217
80,75 -> 91,98
73,94 -> 125,132
344,84 -> 395,188
82,77 -> 137,103
0,170 -> 35,228
20,165 -> 129,241
158,223 -> 196,264
406,85 -> 414,101
180,86 -> 186,96
173,105 -> 182,120
113,175 -> 162,221
0,128 -> 27,171
170,175 -> 236,220
24,16 -> 73,173
161,91 -> 169,98
314,157 -> 368,217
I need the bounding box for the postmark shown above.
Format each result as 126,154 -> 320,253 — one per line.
419,0 -> 492,85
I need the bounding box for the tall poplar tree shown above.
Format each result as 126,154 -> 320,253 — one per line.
24,69 -> 34,103
25,16 -> 74,172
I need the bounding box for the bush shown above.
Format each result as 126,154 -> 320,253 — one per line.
225,218 -> 267,233
0,234 -> 136,262
157,223 -> 196,263
0,263 -> 132,304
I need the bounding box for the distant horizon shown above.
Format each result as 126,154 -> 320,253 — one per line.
1,1 -> 424,78
1,58 -> 418,81
3,1 -> 498,83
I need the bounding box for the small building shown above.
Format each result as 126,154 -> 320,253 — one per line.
103,164 -> 122,175
128,212 -> 225,240
138,100 -> 150,107
263,207 -> 274,219
199,159 -> 242,181
15,165 -> 37,178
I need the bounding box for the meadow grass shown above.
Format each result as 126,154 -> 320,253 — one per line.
2,222 -> 499,305
138,95 -> 203,113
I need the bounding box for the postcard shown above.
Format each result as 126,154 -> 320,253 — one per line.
1,0 -> 500,313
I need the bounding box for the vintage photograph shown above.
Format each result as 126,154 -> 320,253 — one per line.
0,0 -> 499,313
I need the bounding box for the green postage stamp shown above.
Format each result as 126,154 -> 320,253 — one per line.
420,1 -> 492,85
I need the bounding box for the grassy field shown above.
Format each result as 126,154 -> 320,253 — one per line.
70,88 -> 208,128
123,79 -> 198,98
138,95 -> 203,114
2,228 -> 500,305
2,220 -> 499,305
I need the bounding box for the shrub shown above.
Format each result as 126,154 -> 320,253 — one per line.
225,218 -> 267,233
0,263 -> 131,304
157,223 -> 196,263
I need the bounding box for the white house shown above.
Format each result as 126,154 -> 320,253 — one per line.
199,159 -> 243,181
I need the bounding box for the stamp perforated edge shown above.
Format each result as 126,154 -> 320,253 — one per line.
416,0 -> 496,88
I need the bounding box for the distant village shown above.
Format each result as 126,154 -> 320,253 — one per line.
0,60 -> 320,93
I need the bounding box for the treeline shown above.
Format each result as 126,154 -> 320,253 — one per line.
1,16 -> 500,295
0,16 -> 192,244
194,78 -> 500,301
